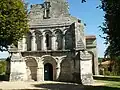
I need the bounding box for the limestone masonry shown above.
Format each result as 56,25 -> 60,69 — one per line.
7,0 -> 99,85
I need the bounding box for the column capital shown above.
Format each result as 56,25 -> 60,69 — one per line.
54,56 -> 67,64
31,32 -> 36,37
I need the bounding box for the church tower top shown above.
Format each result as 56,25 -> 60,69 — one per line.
44,0 -> 69,18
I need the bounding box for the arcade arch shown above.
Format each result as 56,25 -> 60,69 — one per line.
41,55 -> 57,81
25,57 -> 38,81
53,29 -> 63,50
35,30 -> 42,50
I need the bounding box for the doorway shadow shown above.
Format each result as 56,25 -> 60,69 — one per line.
44,63 -> 53,81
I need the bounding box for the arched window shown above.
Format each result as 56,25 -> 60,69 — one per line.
65,30 -> 73,50
26,32 -> 32,51
54,30 -> 63,50
44,30 -> 52,50
35,30 -> 42,50
46,34 -> 50,48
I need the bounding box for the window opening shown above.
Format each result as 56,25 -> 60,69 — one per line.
46,34 -> 49,48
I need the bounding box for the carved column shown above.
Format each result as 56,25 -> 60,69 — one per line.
37,67 -> 44,81
63,35 -> 65,50
22,36 -> 27,51
52,35 -> 56,50
55,35 -> 59,50
31,32 -> 37,51
37,59 -> 44,81
56,62 -> 61,80
42,33 -> 47,50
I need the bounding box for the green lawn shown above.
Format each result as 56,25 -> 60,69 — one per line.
96,80 -> 120,88
84,79 -> 120,90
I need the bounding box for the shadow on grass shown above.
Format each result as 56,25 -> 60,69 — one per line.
33,83 -> 120,90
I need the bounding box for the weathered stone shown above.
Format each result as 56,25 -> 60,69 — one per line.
80,51 -> 93,85
8,0 -> 98,85
86,36 -> 99,75
10,52 -> 27,81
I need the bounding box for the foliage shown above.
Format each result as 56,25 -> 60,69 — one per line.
0,0 -> 29,51
0,60 -> 6,74
100,0 -> 120,57
110,56 -> 120,75
98,57 -> 103,63
99,57 -> 120,76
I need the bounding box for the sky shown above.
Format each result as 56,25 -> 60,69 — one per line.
0,0 -> 106,58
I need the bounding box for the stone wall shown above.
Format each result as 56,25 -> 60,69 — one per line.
10,53 -> 27,81
86,36 -> 99,75
8,0 -> 98,85
80,51 -> 93,85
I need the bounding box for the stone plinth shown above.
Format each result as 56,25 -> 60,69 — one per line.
10,52 -> 27,81
80,51 -> 93,85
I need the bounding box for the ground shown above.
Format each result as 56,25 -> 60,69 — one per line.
0,80 -> 104,90
0,79 -> 120,90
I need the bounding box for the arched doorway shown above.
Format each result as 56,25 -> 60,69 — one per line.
88,51 -> 95,75
25,57 -> 38,81
44,63 -> 53,81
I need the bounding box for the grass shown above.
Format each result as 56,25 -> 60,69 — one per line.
86,77 -> 120,90
95,80 -> 120,88
93,75 -> 120,88
93,75 -> 120,81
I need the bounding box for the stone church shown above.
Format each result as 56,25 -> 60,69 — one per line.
7,0 -> 98,85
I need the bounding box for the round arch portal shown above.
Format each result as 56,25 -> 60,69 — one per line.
41,55 -> 57,81
44,63 -> 53,81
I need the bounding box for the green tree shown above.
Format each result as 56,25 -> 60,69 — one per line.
100,0 -> 120,57
100,0 -> 120,75
0,61 -> 6,74
0,0 -> 28,51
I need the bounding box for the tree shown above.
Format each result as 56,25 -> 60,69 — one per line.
100,0 -> 120,57
0,0 -> 28,51
0,60 -> 6,74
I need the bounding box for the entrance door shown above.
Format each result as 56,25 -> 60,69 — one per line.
44,63 -> 53,81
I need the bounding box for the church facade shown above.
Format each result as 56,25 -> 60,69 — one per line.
8,0 -> 98,85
